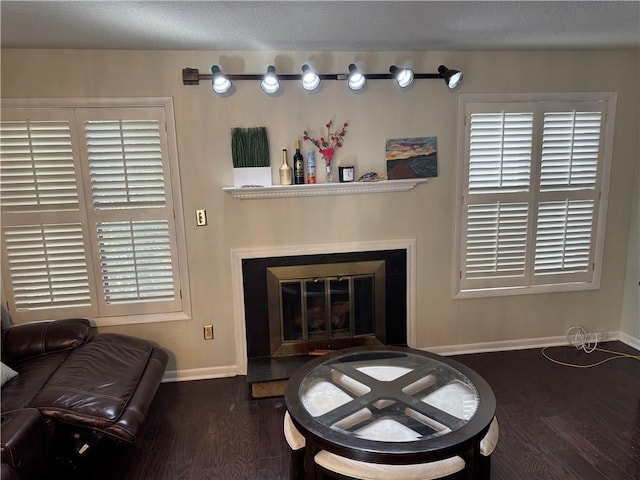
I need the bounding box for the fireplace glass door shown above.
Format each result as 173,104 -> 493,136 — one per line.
268,261 -> 385,357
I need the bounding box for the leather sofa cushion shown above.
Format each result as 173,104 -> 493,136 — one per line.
30,333 -> 153,429
1,352 -> 70,412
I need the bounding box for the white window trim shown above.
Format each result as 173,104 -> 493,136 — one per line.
1,97 -> 191,326
453,92 -> 616,299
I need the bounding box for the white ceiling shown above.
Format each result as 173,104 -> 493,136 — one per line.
1,1 -> 639,52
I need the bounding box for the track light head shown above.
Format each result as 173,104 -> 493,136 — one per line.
260,65 -> 280,94
347,64 -> 367,91
301,64 -> 321,91
211,65 -> 232,95
438,65 -> 463,89
389,65 -> 414,88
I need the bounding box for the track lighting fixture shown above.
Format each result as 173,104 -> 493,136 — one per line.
183,63 -> 464,95
260,65 -> 280,94
438,65 -> 463,89
389,65 -> 414,88
301,64 -> 321,91
347,64 -> 367,91
211,65 -> 232,95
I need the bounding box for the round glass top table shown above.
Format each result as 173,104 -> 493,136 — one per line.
284,346 -> 496,479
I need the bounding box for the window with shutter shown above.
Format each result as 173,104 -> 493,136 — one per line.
1,99 -> 190,325
455,93 -> 616,297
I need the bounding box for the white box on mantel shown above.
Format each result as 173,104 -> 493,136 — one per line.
232,167 -> 272,187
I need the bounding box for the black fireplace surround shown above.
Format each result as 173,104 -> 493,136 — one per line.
242,249 -> 408,362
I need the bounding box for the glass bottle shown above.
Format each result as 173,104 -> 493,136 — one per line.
279,149 -> 292,185
293,140 -> 304,184
306,150 -> 316,184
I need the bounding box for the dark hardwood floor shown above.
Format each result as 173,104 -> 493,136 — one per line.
52,341 -> 640,480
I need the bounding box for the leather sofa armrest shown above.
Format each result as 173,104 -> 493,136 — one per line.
1,463 -> 19,480
1,409 -> 48,480
2,319 -> 93,364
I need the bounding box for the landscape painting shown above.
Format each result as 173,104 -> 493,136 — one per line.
385,136 -> 438,179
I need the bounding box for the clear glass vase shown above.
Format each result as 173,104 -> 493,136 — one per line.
325,162 -> 335,183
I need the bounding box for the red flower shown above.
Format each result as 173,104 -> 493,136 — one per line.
302,119 -> 349,165
320,147 -> 335,164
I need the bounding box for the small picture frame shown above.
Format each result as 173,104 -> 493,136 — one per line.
339,166 -> 355,183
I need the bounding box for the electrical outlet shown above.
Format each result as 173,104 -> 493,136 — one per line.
203,324 -> 214,340
196,209 -> 207,226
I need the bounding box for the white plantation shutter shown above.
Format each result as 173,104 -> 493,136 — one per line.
461,106 -> 535,289
468,112 -> 533,193
0,119 -> 79,209
457,95 -> 613,295
0,108 -> 97,319
531,108 -> 602,285
1,100 -> 188,323
85,120 -> 167,208
97,220 -> 175,304
540,112 -> 601,190
465,202 -> 529,280
75,107 -> 182,316
534,200 -> 594,277
3,224 -> 92,309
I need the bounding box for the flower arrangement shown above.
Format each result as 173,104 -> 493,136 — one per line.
303,120 -> 349,166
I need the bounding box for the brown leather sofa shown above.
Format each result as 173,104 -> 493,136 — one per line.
1,316 -> 169,479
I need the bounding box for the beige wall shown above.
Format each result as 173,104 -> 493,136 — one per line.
621,133 -> 640,342
2,49 -> 638,373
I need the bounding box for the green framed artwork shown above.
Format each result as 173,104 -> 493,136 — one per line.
385,136 -> 437,179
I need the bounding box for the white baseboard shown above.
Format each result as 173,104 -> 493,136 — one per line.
162,331 -> 639,382
163,365 -> 237,383
423,335 -> 569,356
422,330 -> 632,356
618,331 -> 640,350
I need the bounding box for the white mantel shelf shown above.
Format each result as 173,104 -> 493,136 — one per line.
223,178 -> 428,199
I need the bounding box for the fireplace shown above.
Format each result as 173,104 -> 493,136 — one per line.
230,240 -> 417,380
239,248 -> 409,390
267,260 -> 387,357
